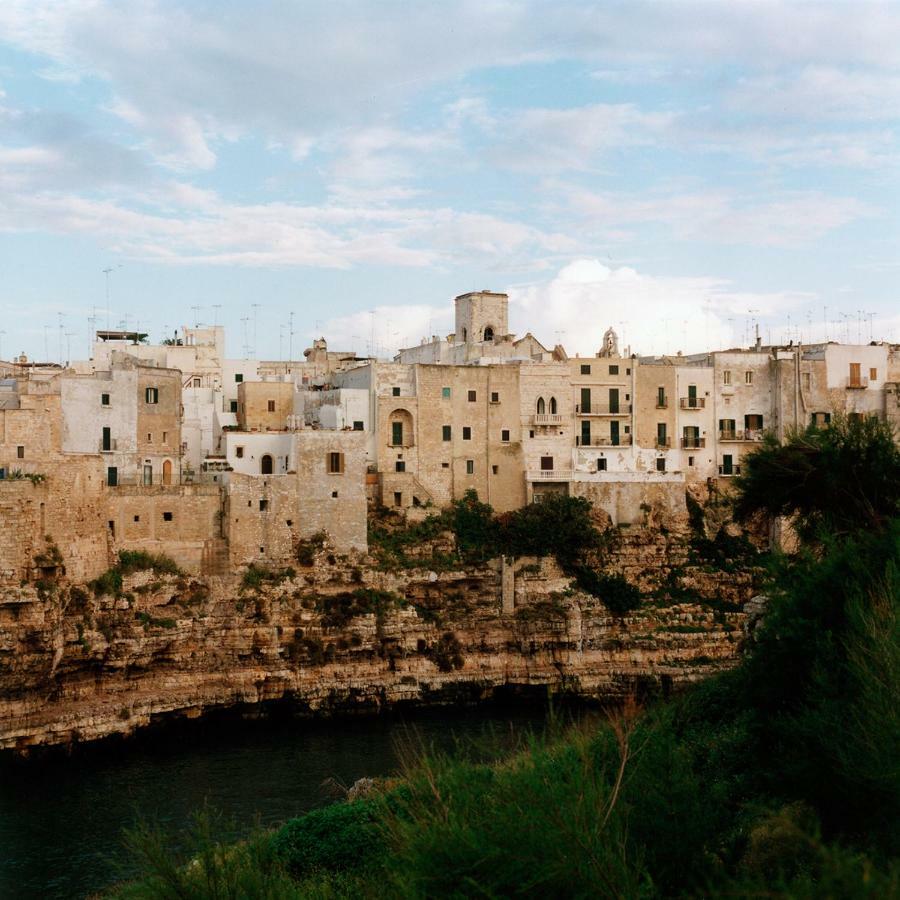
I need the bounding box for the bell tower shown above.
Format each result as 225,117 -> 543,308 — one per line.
454,290 -> 509,344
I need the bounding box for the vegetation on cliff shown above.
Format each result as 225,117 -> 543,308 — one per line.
111,419 -> 899,898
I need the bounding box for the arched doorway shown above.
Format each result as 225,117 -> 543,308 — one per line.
261,454 -> 273,474
162,459 -> 173,485
483,326 -> 494,341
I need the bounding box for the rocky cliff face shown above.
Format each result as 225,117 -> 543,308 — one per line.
0,530 -> 759,754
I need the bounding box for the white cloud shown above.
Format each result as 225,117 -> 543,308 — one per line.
508,259 -> 813,356
557,185 -> 877,247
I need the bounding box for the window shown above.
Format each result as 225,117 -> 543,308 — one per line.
101,393 -> 110,406
580,364 -> 591,375
267,400 -> 275,412
235,373 -> 243,383
391,421 -> 403,446
467,390 -> 476,402
501,429 -> 510,443
597,458 -> 607,472
230,400 -> 238,413
688,456 -> 694,467
147,433 -> 152,443
723,370 -> 732,385
609,365 -> 619,375
580,420 -> 591,445
656,458 -> 666,472
492,465 -> 499,474
870,367 -> 878,381
236,446 -> 244,458
145,387 -> 159,404
162,431 -> 168,444
163,511 -> 173,522
657,386 -> 666,407
811,411 -> 831,427
719,418 -> 736,435
483,326 -> 494,341
107,467 -> 118,486
540,456 -> 553,471
442,425 -> 452,441
491,391 -> 499,403
549,397 -> 557,414
657,423 -> 667,445
259,499 -> 268,511
193,378 -> 200,387
745,371 -> 753,385
466,460 -> 474,475
327,452 -> 344,474
536,397 -> 545,414
392,387 -> 400,396
286,519 -> 293,527
462,426 -> 472,440
331,490 -> 338,498
395,461 -> 406,473
626,368 -> 631,375
745,414 -> 764,431
394,492 -> 402,506
353,420 -> 364,431
441,462 -> 449,468
16,446 -> 24,459
133,515 -> 140,523
442,387 -> 451,399
849,362 -> 862,386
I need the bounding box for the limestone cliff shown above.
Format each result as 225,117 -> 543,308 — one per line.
0,531 -> 759,754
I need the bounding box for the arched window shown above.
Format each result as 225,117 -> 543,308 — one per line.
483,326 -> 494,342
536,397 -> 546,415
549,397 -> 557,414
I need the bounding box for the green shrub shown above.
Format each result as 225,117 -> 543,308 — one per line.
573,567 -> 642,614
271,801 -> 383,877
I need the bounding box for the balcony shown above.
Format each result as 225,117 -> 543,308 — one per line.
576,435 -> 632,447
575,403 -> 632,416
655,437 -> 672,449
679,397 -> 706,409
533,413 -> 564,426
719,429 -> 765,442
527,469 -> 572,481
655,396 -> 669,409
681,437 -> 706,449
99,438 -> 118,453
718,464 -> 742,477
846,376 -> 869,390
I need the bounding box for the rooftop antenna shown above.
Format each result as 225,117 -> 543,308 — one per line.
251,303 -> 260,357
868,312 -> 875,341
279,325 -> 285,362
240,316 -> 250,358
65,331 -> 75,365
212,304 -> 222,327
288,311 -> 294,361
101,265 -> 121,331
823,305 -> 828,342
57,311 -> 64,365
43,324 -> 50,363
191,305 -> 201,328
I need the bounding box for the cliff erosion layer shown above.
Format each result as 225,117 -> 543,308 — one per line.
0,531 -> 759,754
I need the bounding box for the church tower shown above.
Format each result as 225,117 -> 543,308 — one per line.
454,290 -> 509,344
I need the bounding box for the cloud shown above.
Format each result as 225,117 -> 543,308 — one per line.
490,104 -> 675,172
556,185 -> 878,247
508,259 -> 813,356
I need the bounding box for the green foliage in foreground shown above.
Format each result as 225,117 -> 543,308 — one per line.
110,427 -> 900,897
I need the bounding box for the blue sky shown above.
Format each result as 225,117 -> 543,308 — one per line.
0,0 -> 898,362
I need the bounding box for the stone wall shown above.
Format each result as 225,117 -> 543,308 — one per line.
108,483 -> 223,573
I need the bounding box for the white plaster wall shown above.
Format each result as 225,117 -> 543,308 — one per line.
224,431 -> 294,475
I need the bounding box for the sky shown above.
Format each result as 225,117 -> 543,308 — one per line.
0,0 -> 898,363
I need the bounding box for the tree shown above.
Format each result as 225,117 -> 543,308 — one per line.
734,416 -> 900,542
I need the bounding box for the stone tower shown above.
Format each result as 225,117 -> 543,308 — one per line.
454,291 -> 508,344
